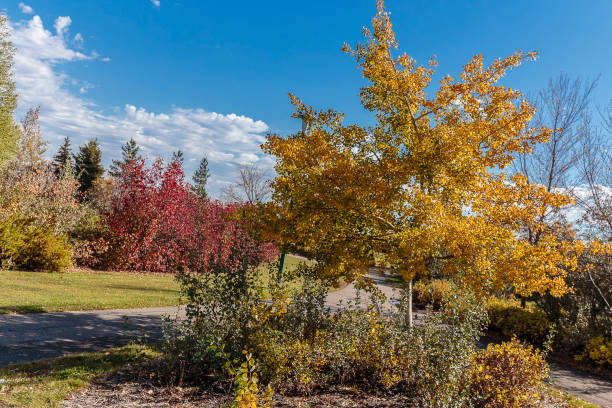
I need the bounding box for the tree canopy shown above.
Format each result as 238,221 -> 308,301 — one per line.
0,13 -> 20,166
262,1 -> 580,298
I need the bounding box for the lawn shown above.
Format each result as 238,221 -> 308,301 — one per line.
0,344 -> 159,408
0,254 -> 313,314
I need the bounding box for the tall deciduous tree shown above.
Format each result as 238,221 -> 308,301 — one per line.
263,2 -> 580,302
18,106 -> 47,168
192,156 -> 210,200
74,139 -> 104,195
0,13 -> 20,166
109,137 -> 141,177
580,100 -> 612,241
53,136 -> 74,177
223,164 -> 271,204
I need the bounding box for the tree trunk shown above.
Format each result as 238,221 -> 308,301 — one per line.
408,279 -> 413,328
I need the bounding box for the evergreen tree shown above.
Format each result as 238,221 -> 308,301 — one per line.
53,136 -> 74,177
0,14 -> 20,166
172,149 -> 184,164
74,139 -> 104,194
109,137 -> 140,177
192,156 -> 210,200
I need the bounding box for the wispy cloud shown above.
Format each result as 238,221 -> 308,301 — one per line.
73,32 -> 84,48
11,14 -> 272,198
150,0 -> 161,7
18,3 -> 33,14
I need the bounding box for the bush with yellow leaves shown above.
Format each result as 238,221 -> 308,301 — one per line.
580,336 -> 612,367
487,298 -> 551,345
413,279 -> 453,309
469,338 -> 549,408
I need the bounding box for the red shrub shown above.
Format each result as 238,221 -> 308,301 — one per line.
103,158 -> 275,273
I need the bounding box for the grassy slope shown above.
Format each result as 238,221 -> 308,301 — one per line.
0,269 -> 181,314
0,255 -> 313,314
0,344 -> 159,408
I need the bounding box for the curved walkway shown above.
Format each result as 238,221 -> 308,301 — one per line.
0,271 -> 610,407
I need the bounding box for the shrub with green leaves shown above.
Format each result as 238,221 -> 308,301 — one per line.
163,257 -> 488,406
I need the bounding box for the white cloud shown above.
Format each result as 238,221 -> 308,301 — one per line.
73,33 -> 84,48
11,15 -> 273,198
18,3 -> 33,14
53,16 -> 71,37
150,0 -> 161,7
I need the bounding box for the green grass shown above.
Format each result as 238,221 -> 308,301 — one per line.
0,344 -> 159,408
0,255 -> 314,314
0,269 -> 181,314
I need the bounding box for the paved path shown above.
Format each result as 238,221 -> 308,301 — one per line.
0,306 -> 184,366
1,270 -> 610,407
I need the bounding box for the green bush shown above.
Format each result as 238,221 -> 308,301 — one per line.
163,258 -> 488,406
0,217 -> 72,272
487,298 -> 551,345
469,337 -> 549,408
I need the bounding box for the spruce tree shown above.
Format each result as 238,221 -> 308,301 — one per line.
53,136 -> 74,177
192,156 -> 210,200
74,139 -> 104,194
0,14 -> 20,166
109,137 -> 140,177
172,149 -> 184,164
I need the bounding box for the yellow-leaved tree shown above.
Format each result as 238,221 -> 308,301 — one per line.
262,1 -> 579,306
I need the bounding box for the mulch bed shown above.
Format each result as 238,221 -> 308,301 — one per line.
61,359 -> 413,408
62,358 -> 567,408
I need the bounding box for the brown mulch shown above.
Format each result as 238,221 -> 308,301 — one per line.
62,359 -> 567,408
61,358 -> 414,408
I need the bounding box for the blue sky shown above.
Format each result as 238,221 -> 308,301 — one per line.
4,0 -> 612,197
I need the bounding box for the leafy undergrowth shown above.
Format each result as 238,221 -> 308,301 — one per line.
0,344 -> 160,408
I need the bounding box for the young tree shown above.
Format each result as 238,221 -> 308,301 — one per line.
108,137 -> 141,177
18,106 -> 47,168
53,136 -> 74,177
192,156 -> 210,200
0,13 -> 20,166
74,139 -> 104,195
263,2 -> 580,316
